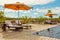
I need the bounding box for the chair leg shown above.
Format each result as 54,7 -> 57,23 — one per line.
30,26 -> 31,29
26,26 -> 28,29
8,26 -> 10,29
15,27 -> 23,31
15,27 -> 19,31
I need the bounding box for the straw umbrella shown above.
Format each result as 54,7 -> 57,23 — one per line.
46,13 -> 56,19
4,2 -> 32,24
45,10 -> 56,19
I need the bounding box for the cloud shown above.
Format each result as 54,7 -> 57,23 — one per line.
4,7 -> 60,18
51,7 -> 60,14
33,8 -> 48,14
5,14 -> 15,18
0,0 -> 55,5
4,9 -> 15,12
39,0 -> 55,5
36,9 -> 47,13
33,7 -> 60,15
34,13 -> 38,15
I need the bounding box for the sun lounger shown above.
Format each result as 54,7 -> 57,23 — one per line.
22,24 -> 31,29
15,21 -> 32,29
5,21 -> 23,31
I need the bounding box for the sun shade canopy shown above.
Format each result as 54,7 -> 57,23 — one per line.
4,2 -> 32,24
4,2 -> 32,10
46,13 -> 56,16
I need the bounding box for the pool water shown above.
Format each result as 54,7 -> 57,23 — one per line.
34,25 -> 60,39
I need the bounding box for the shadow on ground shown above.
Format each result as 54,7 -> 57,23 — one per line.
34,25 -> 60,39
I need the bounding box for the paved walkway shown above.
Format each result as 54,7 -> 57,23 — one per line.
0,24 -> 60,40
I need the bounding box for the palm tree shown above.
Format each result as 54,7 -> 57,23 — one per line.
0,11 -> 6,23
20,16 -> 30,24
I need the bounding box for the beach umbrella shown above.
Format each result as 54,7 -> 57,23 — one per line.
45,10 -> 56,19
4,2 -> 32,24
46,13 -> 56,18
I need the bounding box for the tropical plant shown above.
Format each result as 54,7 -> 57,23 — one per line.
20,16 -> 29,24
0,11 -> 6,23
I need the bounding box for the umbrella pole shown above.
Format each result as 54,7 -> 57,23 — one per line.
18,10 -> 19,24
17,5 -> 20,25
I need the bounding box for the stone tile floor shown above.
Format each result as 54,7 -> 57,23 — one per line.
0,24 -> 60,40
0,29 -> 39,40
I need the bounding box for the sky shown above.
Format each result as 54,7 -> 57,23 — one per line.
0,0 -> 60,18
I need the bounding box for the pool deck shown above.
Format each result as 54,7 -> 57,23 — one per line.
0,24 -> 60,40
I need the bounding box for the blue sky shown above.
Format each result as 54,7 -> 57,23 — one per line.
0,0 -> 60,18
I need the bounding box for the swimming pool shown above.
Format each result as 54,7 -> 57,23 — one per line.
34,25 -> 60,39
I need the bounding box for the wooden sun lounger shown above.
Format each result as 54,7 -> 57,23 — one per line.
5,21 -> 32,30
15,21 -> 32,29
22,24 -> 31,29
5,21 -> 23,31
